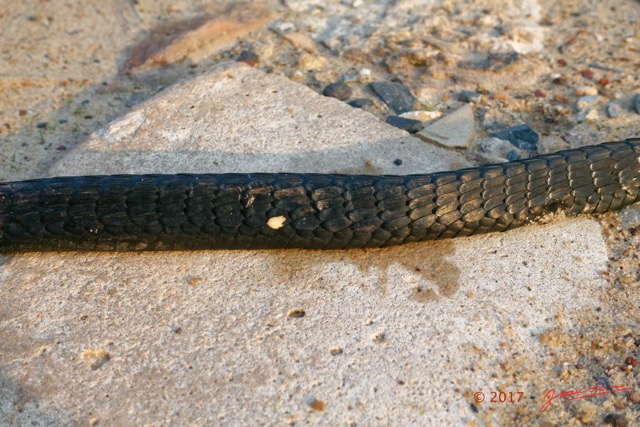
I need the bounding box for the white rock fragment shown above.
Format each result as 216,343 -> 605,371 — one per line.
416,104 -> 476,148
399,110 -> 442,122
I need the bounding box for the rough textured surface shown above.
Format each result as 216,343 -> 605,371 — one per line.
123,2 -> 275,74
1,1 -> 639,425
1,61 -> 634,426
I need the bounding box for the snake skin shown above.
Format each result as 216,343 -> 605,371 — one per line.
0,139 -> 638,252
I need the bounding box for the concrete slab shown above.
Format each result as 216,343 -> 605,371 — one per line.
0,62 -> 614,425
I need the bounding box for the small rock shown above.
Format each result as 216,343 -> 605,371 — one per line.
416,104 -> 475,148
458,90 -> 481,103
341,73 -> 359,83
236,50 -> 258,66
606,102 -> 623,118
581,69 -> 595,79
603,413 -> 628,427
399,110 -> 442,122
358,68 -> 371,79
283,32 -> 316,52
385,116 -> 424,133
286,308 -> 305,319
269,20 -> 295,35
491,91 -> 510,102
479,137 -> 522,161
393,158 -> 403,165
575,95 -> 600,122
581,109 -> 600,122
369,81 -> 417,114
347,98 -> 374,109
633,94 -> 640,114
81,349 -> 111,370
458,52 -> 519,71
619,204 -> 640,229
490,124 -> 539,150
298,53 -> 327,70
576,95 -> 600,109
371,331 -> 385,342
322,82 -> 353,101
36,122 -> 48,129
329,346 -> 343,355
534,89 -> 546,98
576,86 -> 598,96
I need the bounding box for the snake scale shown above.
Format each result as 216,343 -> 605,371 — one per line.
0,139 -> 638,252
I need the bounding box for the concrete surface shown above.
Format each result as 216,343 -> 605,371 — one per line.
0,62 -> 622,426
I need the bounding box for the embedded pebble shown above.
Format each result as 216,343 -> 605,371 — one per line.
322,82 -> 353,100
603,413 -> 628,427
576,95 -> 600,109
283,32 -> 316,52
576,86 -> 598,96
298,53 -> 328,70
606,102 -> 623,118
237,50 -> 258,66
620,204 -> 640,229
329,346 -> 343,355
575,95 -> 600,122
399,110 -> 442,122
269,20 -> 296,35
416,104 -> 475,148
385,116 -> 424,133
458,90 -> 481,103
633,94 -> 640,114
286,308 -> 305,319
81,349 -> 111,370
369,81 -> 417,114
490,124 -> 539,151
478,137 -> 522,161
347,98 -> 374,109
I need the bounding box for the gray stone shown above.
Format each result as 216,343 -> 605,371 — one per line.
369,81 -> 418,114
633,93 -> 640,114
347,98 -> 374,109
479,137 -> 522,161
490,124 -> 539,150
322,82 -> 353,100
606,102 -> 623,118
416,103 -> 476,148
385,115 -> 424,133
458,90 -> 481,103
575,95 -> 601,122
619,204 -> 640,229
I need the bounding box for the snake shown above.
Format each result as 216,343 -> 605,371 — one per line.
0,139 -> 638,252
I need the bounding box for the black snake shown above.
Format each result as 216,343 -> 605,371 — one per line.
0,139 -> 638,252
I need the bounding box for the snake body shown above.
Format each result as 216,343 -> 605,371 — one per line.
0,139 -> 638,252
